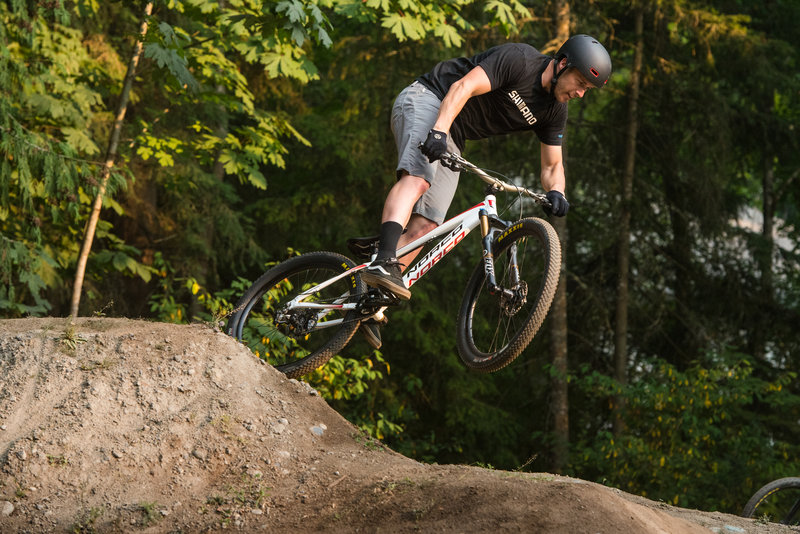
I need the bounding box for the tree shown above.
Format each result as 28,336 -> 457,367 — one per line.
0,1 -> 130,316
612,1 -> 643,436
70,2 -> 153,318
546,0 -> 571,474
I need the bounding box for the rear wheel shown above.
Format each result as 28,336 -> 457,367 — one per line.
226,252 -> 365,379
457,217 -> 560,373
742,477 -> 800,525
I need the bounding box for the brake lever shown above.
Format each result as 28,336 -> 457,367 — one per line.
416,143 -> 464,171
439,153 -> 463,171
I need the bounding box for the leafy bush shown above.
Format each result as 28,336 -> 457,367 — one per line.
571,352 -> 800,512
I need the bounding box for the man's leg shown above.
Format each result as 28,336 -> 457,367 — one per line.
362,81 -> 442,300
397,214 -> 438,269
393,142 -> 460,269
362,173 -> 428,300
375,174 -> 430,262
382,174 -> 431,225
373,141 -> 459,275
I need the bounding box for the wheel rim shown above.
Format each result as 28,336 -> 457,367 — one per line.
237,264 -> 358,369
754,488 -> 800,525
466,235 -> 549,360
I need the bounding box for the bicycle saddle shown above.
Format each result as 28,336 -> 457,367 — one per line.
346,235 -> 379,260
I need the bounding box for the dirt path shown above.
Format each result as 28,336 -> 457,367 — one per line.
0,318 -> 793,533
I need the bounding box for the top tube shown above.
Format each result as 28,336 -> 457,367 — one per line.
440,152 -> 551,207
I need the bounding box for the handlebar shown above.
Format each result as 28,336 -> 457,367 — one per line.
439,152 -> 551,207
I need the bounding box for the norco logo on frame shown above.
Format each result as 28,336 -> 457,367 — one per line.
508,90 -> 537,125
405,223 -> 467,284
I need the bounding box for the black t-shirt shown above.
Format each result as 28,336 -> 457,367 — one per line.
416,43 -> 566,150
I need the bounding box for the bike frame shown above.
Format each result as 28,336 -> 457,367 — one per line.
280,153 -> 546,330
280,193 -> 510,329
397,195 -> 500,289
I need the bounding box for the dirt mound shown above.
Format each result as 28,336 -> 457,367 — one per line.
0,318 -> 791,533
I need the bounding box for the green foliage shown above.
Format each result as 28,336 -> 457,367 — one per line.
332,0 -> 528,46
148,252 -> 189,323
307,352 -> 386,400
0,236 -> 54,315
571,354 -> 800,511
186,276 -> 240,324
144,21 -> 199,91
0,3 -> 131,316
147,252 -> 244,324
306,351 -> 406,440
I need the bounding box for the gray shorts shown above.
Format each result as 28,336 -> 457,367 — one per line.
391,81 -> 461,225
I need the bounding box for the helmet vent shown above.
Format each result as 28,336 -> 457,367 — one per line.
590,67 -> 599,78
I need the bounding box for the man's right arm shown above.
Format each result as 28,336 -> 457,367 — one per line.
432,65 -> 492,134
421,65 -> 492,163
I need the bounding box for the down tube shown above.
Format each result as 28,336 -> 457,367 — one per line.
402,204 -> 489,288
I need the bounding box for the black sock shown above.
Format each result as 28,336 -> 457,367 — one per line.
376,221 -> 404,261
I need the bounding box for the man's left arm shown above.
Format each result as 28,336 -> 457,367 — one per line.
540,143 -> 566,193
540,143 -> 569,216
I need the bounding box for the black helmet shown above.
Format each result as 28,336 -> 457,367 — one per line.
554,34 -> 612,88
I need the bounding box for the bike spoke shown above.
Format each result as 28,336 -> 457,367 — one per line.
784,497 -> 800,525
458,219 -> 560,372
235,260 -> 362,369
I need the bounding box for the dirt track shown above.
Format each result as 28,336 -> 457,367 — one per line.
0,318 -> 794,533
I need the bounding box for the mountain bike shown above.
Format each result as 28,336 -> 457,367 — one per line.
742,477 -> 800,525
226,152 -> 561,379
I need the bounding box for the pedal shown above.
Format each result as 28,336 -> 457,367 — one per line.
358,287 -> 400,315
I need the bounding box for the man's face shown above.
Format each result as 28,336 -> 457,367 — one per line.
554,64 -> 595,104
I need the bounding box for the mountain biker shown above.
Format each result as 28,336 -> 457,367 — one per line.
359,35 -> 611,347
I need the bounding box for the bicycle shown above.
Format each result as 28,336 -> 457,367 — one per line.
226,152 -> 561,379
742,477 -> 800,525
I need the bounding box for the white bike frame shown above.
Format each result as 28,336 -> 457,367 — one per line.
398,196 -> 497,288
279,196 -> 494,327
280,153 -> 547,329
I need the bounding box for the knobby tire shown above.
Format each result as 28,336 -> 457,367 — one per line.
226,252 -> 364,379
457,217 -> 561,373
742,477 -> 800,525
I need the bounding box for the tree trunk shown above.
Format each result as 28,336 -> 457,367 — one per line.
547,0 -> 571,474
751,158 -> 775,360
613,4 -> 644,436
549,216 -> 569,473
70,2 -> 154,318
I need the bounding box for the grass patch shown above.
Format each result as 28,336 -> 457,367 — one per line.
69,507 -> 104,534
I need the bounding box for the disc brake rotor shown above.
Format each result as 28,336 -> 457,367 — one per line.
500,281 -> 528,317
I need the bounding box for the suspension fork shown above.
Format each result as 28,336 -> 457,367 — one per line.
479,209 -> 520,296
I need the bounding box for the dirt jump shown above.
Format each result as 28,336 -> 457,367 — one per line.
0,318 -> 794,533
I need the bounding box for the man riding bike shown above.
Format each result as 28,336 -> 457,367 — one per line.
359,35 -> 612,347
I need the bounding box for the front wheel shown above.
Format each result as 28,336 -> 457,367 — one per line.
742,477 -> 800,525
226,252 -> 365,379
457,217 -> 561,373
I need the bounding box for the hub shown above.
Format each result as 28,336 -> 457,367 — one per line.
500,281 -> 528,316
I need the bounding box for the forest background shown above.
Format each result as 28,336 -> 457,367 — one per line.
2,0 -> 799,516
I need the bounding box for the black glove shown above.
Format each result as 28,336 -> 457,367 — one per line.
420,129 -> 448,163
545,190 -> 569,217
